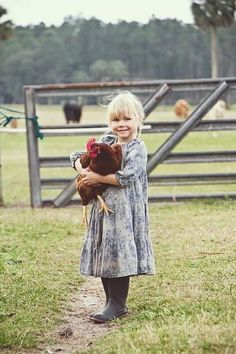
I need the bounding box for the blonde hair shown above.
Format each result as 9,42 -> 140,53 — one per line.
106,91 -> 145,135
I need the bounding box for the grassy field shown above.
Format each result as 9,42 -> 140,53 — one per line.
0,105 -> 236,353
1,104 -> 236,205
0,203 -> 235,353
0,208 -> 83,349
88,200 -> 236,354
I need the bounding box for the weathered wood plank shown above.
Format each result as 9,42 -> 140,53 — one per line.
24,87 -> 42,207
39,151 -> 236,168
42,192 -> 236,207
41,173 -> 236,189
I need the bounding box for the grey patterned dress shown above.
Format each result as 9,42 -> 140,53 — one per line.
70,134 -> 155,278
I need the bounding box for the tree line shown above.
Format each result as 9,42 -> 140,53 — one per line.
0,15 -> 235,103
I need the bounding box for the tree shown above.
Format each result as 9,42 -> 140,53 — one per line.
191,0 -> 235,78
90,59 -> 128,81
0,6 -> 13,40
0,6 -> 13,205
0,16 -> 236,102
0,6 -> 13,101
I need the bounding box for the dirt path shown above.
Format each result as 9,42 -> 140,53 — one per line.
0,278 -> 118,354
41,277 -> 118,354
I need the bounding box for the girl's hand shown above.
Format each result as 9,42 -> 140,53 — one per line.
81,167 -> 90,176
82,170 -> 102,186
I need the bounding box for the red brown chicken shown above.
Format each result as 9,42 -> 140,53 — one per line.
76,138 -> 122,226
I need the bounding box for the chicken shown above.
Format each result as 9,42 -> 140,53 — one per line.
174,99 -> 190,119
76,138 -> 122,226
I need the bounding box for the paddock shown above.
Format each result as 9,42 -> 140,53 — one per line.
1,78 -> 236,207
0,80 -> 236,353
20,77 -> 236,208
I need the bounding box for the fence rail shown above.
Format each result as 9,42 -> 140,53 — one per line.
38,119 -> 236,137
42,192 -> 236,207
41,172 -> 236,189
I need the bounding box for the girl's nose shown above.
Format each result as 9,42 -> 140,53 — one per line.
118,120 -> 125,126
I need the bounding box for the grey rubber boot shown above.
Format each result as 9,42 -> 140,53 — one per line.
92,276 -> 129,323
101,277 -> 109,307
90,277 -> 109,319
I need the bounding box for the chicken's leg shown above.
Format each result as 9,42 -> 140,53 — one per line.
97,195 -> 114,215
81,206 -> 89,227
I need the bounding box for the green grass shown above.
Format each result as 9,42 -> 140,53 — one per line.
0,203 -> 235,353
1,110 -> 236,205
0,208 -> 84,349
0,105 -> 236,352
84,201 -> 236,354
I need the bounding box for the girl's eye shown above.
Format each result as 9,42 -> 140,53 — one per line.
124,117 -> 131,121
112,118 -> 119,122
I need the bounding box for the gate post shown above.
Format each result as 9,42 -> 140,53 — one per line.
0,147 -> 3,205
24,87 -> 42,207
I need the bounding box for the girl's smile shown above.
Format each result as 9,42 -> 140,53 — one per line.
110,115 -> 139,143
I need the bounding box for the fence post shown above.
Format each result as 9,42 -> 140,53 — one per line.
0,145 -> 3,206
24,87 -> 42,207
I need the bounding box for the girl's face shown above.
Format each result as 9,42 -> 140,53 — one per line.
110,112 -> 140,143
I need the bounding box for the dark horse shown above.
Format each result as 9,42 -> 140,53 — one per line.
63,103 -> 82,124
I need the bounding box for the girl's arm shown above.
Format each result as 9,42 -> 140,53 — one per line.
74,159 -> 82,173
82,171 -> 120,186
70,151 -> 84,171
114,142 -> 147,187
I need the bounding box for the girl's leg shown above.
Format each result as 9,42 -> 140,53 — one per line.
92,276 -> 130,323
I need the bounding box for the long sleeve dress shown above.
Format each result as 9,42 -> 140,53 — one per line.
70,134 -> 155,278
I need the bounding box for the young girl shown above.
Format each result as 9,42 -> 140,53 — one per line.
70,91 -> 155,323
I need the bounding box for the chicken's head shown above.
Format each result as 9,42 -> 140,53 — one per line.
86,138 -> 100,158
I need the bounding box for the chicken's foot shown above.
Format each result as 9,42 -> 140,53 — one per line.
97,195 -> 114,215
80,206 -> 89,227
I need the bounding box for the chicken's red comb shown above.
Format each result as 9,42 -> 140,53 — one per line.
86,137 -> 96,151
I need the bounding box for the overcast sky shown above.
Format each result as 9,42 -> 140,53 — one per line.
1,0 -> 194,26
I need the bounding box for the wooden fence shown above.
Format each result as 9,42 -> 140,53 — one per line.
23,78 -> 236,207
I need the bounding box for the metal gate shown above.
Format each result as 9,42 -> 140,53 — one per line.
23,77 -> 236,207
